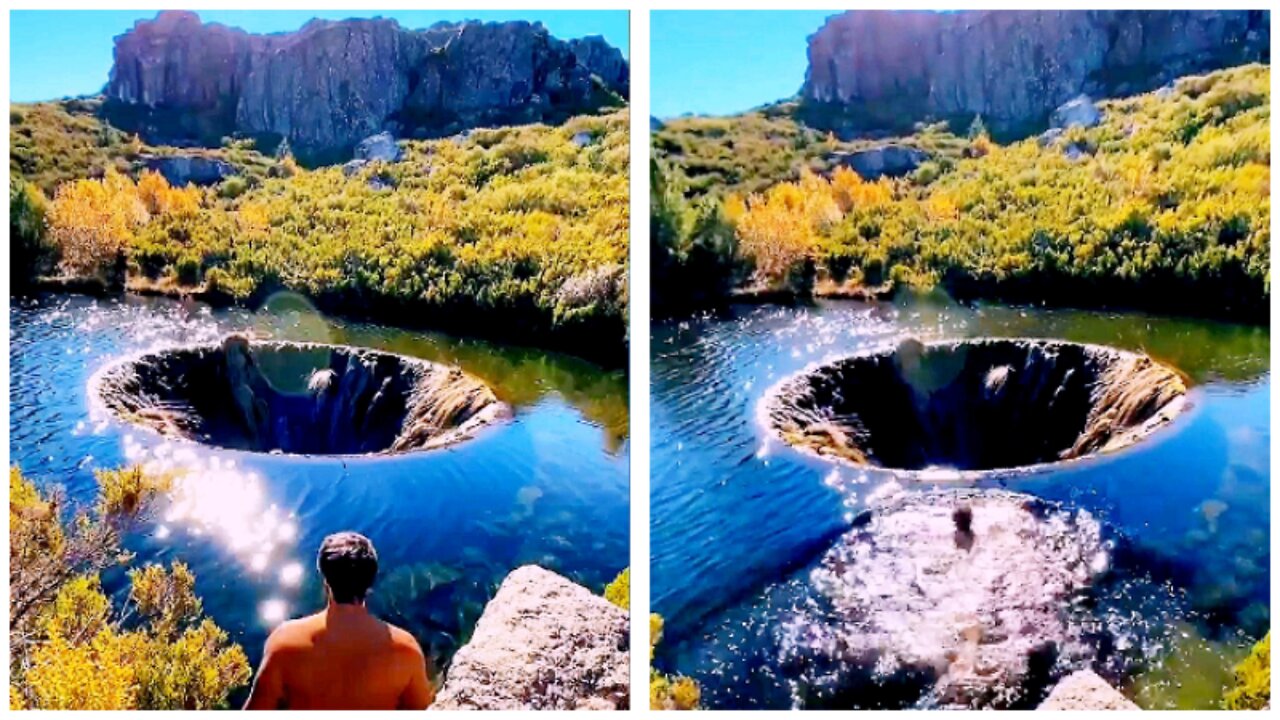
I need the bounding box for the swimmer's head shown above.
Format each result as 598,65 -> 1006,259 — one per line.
317,532 -> 378,605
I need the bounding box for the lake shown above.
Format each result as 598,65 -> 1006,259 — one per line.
10,292 -> 630,691
650,296 -> 1269,709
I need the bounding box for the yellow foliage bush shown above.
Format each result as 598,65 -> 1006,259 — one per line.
10,466 -> 250,710
604,567 -> 630,610
47,169 -> 146,279
649,613 -> 701,710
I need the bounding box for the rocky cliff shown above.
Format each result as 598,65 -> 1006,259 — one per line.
105,11 -> 628,163
801,10 -> 1269,138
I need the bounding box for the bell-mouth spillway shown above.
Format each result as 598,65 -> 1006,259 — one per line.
762,337 -> 1189,475
90,335 -> 512,456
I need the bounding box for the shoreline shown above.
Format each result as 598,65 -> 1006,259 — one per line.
656,283 -> 1271,329
20,279 -> 630,370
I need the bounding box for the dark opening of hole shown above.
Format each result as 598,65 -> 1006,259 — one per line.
92,336 -> 510,455
765,338 -> 1187,472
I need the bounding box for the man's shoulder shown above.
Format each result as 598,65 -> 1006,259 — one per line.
384,622 -> 425,658
265,613 -> 324,653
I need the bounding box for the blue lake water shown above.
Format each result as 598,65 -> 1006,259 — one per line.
650,297 -> 1269,709
10,292 -> 629,687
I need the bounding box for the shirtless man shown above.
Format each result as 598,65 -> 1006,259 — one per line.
245,532 -> 435,710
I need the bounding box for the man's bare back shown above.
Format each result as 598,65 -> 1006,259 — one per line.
245,604 -> 434,710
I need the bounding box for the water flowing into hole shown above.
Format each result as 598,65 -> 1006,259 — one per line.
91,335 -> 511,455
763,338 -> 1188,473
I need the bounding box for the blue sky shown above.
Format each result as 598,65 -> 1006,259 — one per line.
10,10 -> 629,102
652,10 -> 836,119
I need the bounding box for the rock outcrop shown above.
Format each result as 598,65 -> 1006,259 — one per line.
1038,670 -> 1139,710
763,338 -> 1187,473
105,11 -> 629,163
801,10 -> 1269,138
1049,95 -> 1102,131
139,153 -> 235,186
828,144 -> 928,179
780,490 -> 1109,708
432,566 -> 629,710
90,336 -> 510,455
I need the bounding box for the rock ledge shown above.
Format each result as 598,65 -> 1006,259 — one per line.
432,566 -> 630,711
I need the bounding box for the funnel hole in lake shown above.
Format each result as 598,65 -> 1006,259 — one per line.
92,336 -> 511,455
764,338 -> 1188,472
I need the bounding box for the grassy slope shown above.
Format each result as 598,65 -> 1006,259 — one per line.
10,97 -> 279,197
652,101 -> 972,199
11,100 -> 630,362
654,64 -> 1270,320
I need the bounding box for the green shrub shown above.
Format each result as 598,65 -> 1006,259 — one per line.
10,178 -> 53,287
216,176 -> 248,199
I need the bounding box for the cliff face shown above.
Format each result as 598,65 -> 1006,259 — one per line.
801,10 -> 1269,138
106,11 -> 628,163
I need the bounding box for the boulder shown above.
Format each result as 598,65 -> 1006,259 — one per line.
1050,95 -> 1102,130
140,153 -> 234,186
341,159 -> 369,177
800,10 -> 1269,138
354,132 -> 402,163
571,131 -> 594,148
779,490 -> 1109,708
1063,144 -> 1089,162
432,566 -> 629,710
1037,128 -> 1065,148
829,144 -> 928,180
1038,670 -> 1139,710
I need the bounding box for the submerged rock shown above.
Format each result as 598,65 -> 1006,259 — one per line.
781,490 -> 1108,708
1038,669 -> 1138,710
91,335 -> 510,455
432,566 -> 629,710
763,338 -> 1187,473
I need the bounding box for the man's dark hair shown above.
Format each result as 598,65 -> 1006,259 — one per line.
317,532 -> 378,604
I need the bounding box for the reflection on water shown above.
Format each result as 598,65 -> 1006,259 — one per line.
11,292 -> 629,682
650,297 -> 1269,709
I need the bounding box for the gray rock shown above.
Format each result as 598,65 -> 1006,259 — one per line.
431,566 -> 629,710
779,490 -> 1109,708
354,132 -> 402,162
801,10 -> 1269,138
140,153 -> 234,186
1037,127 -> 1065,148
1050,95 -> 1102,130
1063,143 -> 1089,162
568,35 -> 629,96
106,11 -> 629,163
571,131 -> 594,148
1038,670 -> 1139,710
829,144 -> 928,179
342,159 -> 369,177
